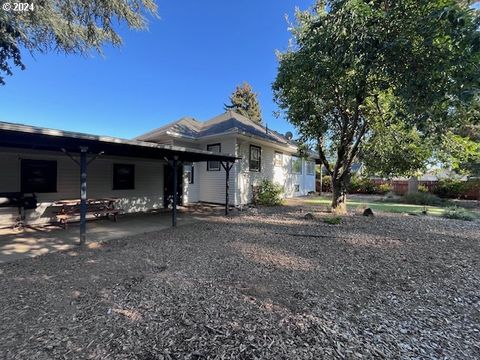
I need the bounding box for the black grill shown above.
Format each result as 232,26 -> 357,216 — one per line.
0,192 -> 38,228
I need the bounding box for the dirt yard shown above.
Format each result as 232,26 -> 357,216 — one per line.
0,206 -> 479,359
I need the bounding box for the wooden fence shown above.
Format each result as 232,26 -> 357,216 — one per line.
317,178 -> 480,200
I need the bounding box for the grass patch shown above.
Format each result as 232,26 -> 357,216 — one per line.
323,216 -> 342,225
442,206 -> 476,221
305,196 -> 448,216
400,193 -> 444,206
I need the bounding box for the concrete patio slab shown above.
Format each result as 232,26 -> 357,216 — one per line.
0,211 -> 202,264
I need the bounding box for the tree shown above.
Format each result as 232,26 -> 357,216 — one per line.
225,82 -> 262,123
0,0 -> 157,85
273,0 -> 480,214
360,122 -> 433,179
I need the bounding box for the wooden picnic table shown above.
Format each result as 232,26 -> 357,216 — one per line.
52,198 -> 122,229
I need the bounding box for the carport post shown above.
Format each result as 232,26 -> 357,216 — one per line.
221,161 -> 234,216
172,156 -> 179,227
79,146 -> 88,245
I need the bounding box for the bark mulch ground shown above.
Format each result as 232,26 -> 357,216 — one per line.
0,206 -> 479,359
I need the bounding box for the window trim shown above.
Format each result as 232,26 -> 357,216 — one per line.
113,164 -> 135,190
249,145 -> 261,172
187,164 -> 195,184
207,143 -> 221,171
274,151 -> 283,167
291,156 -> 303,174
20,159 -> 57,193
306,160 -> 315,175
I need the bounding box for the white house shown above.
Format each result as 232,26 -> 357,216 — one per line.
0,112 -> 316,227
136,111 -> 317,206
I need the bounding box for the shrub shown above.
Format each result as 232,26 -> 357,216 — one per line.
376,183 -> 392,194
348,177 -> 376,194
256,179 -> 284,206
442,206 -> 476,221
323,216 -> 342,225
317,175 -> 332,193
418,184 -> 429,193
401,192 -> 443,206
433,179 -> 466,199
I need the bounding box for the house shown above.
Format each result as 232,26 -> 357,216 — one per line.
0,112 -> 316,228
136,111 -> 318,206
0,121 -> 236,229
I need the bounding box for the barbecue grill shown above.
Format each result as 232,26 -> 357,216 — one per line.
0,192 -> 38,229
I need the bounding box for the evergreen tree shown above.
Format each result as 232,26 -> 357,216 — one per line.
225,82 -> 262,123
0,0 -> 157,85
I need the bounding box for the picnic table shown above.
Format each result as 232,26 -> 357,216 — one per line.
52,198 -> 122,229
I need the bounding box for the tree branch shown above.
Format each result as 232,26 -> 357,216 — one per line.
317,136 -> 332,175
342,120 -> 368,179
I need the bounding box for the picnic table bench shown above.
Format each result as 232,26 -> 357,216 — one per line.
52,198 -> 123,229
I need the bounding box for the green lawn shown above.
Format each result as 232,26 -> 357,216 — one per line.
304,196 -> 452,217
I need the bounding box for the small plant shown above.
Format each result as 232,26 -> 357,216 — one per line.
376,183 -> 392,194
317,175 -> 332,193
401,192 -> 443,206
348,176 -> 376,194
433,179 -> 466,199
256,179 -> 284,206
442,206 -> 476,221
323,216 -> 342,225
418,184 -> 429,193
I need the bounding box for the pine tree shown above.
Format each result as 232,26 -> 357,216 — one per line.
224,82 -> 262,123
0,0 -> 157,85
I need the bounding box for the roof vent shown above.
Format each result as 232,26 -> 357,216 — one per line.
285,131 -> 293,140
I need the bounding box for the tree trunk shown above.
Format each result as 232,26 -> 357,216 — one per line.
332,177 -> 348,215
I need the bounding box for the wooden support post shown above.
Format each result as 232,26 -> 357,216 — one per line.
172,156 -> 178,227
221,161 -> 234,216
79,146 -> 88,245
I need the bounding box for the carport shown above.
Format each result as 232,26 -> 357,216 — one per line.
0,122 -> 239,245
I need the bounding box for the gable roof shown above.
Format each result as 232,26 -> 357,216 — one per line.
136,111 -> 295,146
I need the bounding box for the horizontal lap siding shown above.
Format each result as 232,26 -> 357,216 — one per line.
196,138 -> 236,205
236,142 -> 316,204
0,148 -> 164,226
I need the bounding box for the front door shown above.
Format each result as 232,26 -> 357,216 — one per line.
164,165 -> 183,208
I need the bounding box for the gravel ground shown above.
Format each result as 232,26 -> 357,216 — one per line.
0,206 -> 479,359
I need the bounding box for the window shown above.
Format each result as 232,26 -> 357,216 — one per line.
21,159 -> 57,193
292,156 -> 302,174
294,184 -> 300,192
207,143 -> 221,171
249,145 -> 261,172
185,164 -> 194,184
274,151 -> 283,167
306,161 -> 315,175
113,164 -> 135,190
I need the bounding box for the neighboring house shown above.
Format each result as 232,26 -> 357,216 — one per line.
136,111 -> 318,206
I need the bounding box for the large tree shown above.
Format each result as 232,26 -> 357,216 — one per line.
0,0 -> 157,84
273,0 -> 480,213
225,82 -> 262,123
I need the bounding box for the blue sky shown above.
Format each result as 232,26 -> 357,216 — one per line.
0,0 -> 313,139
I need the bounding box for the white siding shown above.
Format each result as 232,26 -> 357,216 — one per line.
0,148 -> 165,227
235,141 -> 315,205
193,138 -> 236,204
182,164 -> 199,204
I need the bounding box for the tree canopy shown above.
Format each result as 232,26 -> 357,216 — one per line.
273,0 -> 480,213
225,82 -> 262,123
0,0 -> 157,84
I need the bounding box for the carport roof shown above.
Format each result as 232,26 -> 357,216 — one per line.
0,121 -> 239,162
